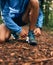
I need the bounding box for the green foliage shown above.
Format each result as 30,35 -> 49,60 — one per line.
43,0 -> 53,30
0,16 -> 3,23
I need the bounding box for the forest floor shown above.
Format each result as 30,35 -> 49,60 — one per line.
0,26 -> 53,65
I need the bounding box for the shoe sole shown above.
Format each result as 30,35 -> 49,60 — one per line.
26,37 -> 37,45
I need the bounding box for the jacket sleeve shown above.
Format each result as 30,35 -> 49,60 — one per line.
1,1 -> 22,34
36,9 -> 44,28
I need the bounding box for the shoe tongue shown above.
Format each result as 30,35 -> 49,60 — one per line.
28,30 -> 34,37
29,30 -> 34,34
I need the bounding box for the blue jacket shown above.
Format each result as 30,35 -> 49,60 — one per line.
1,0 -> 43,34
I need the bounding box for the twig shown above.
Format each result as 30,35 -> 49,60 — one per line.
34,57 -> 53,62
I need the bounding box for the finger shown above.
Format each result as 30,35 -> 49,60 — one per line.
34,30 -> 37,33
36,32 -> 41,37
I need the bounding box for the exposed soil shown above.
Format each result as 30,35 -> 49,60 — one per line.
0,26 -> 53,65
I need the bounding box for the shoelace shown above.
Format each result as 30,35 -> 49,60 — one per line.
28,31 -> 35,40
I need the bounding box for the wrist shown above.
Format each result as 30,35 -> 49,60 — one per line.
36,27 -> 42,30
16,28 -> 22,36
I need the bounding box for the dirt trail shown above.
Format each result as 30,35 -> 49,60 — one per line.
0,26 -> 53,65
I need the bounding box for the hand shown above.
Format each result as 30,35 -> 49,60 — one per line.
19,28 -> 28,38
34,28 -> 41,37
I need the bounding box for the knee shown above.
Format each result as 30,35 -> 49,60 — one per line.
0,23 -> 10,43
0,23 -> 6,30
6,31 -> 11,40
30,0 -> 39,9
0,38 -> 6,43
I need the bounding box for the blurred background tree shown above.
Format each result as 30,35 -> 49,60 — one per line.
43,0 -> 53,30
0,0 -> 53,30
